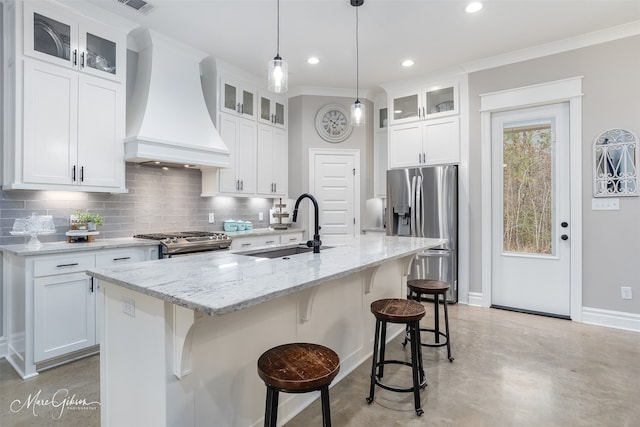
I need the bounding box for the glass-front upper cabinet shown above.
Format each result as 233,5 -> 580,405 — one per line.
374,93 -> 388,130
424,84 -> 458,118
220,76 -> 257,119
390,91 -> 419,125
23,2 -> 125,82
389,82 -> 458,125
258,92 -> 287,128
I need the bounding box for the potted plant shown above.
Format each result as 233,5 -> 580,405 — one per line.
72,211 -> 104,231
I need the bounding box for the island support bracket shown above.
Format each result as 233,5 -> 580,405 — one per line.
168,304 -> 202,379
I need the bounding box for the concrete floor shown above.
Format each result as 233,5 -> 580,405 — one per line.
1,304 -> 639,426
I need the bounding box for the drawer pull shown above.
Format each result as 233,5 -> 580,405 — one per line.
241,243 -> 252,247
56,263 -> 79,268
112,257 -> 131,261
265,240 -> 275,244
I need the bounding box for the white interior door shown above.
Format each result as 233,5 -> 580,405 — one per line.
491,103 -> 571,317
311,151 -> 358,238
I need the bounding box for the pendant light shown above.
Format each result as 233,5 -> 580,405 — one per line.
268,0 -> 288,93
350,0 -> 365,126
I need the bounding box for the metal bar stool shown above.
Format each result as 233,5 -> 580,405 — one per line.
404,279 -> 454,362
366,298 -> 427,416
257,342 -> 340,427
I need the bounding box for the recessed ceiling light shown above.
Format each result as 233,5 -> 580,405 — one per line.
401,59 -> 414,67
307,57 -> 320,65
394,110 -> 402,114
465,2 -> 483,13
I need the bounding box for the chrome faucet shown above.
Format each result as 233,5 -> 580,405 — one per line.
292,193 -> 322,253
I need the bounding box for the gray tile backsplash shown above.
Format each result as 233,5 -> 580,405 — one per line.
0,163 -> 274,245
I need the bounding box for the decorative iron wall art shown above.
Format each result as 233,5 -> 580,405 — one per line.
593,128 -> 638,197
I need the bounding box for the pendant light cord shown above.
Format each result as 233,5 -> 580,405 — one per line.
276,0 -> 280,57
355,5 -> 359,101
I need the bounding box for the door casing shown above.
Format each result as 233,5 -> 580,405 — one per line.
480,77 -> 583,321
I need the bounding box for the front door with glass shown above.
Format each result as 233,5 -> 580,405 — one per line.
490,103 -> 571,317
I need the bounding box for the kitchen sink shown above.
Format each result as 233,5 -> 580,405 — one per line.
239,244 -> 333,259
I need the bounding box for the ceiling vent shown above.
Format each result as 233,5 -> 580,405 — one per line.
117,0 -> 154,15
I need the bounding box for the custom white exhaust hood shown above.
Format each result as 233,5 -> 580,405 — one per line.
125,29 -> 229,169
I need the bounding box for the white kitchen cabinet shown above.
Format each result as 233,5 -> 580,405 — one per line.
389,116 -> 460,168
23,0 -> 126,82
258,91 -> 287,128
257,124 -> 288,197
279,232 -> 303,245
3,1 -> 127,193
389,82 -> 458,126
4,245 -> 158,378
374,130 -> 388,197
22,59 -> 125,189
217,112 -> 257,195
230,232 -> 304,250
219,75 -> 257,120
374,94 -> 388,197
34,271 -> 96,363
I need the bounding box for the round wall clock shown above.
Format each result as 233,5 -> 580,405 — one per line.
315,104 -> 353,143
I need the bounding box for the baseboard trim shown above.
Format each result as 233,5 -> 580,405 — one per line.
468,292 -> 483,307
0,336 -> 6,359
582,307 -> 640,333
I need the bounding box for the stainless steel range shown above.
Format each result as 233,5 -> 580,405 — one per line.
134,231 -> 232,257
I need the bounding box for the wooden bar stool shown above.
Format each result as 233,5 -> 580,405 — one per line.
404,279 -> 454,362
257,342 -> 340,427
366,298 -> 427,416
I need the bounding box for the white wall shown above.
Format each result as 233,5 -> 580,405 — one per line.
287,95 -> 374,237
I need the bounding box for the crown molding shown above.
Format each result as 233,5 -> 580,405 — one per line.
288,86 -> 372,101
462,19 -> 640,74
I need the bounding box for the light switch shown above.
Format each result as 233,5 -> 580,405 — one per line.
591,198 -> 619,210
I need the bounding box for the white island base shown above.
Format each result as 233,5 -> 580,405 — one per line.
99,256 -> 412,427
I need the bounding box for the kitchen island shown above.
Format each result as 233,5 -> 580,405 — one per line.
87,235 -> 445,427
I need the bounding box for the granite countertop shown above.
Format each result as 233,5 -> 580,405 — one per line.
87,235 -> 445,317
226,227 -> 303,238
0,237 -> 160,256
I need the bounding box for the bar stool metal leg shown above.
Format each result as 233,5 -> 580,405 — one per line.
433,295 -> 441,344
321,385 -> 332,427
264,386 -> 279,427
409,320 -> 424,416
366,319 -> 381,404
379,320 -> 387,378
443,296 -> 454,362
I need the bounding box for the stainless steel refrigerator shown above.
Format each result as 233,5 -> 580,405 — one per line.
386,165 -> 458,303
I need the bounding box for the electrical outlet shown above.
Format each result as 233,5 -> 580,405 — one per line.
259,212 -> 264,221
621,286 -> 633,300
122,297 -> 135,317
208,213 -> 215,223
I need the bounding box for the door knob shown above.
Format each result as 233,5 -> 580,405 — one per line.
561,234 -> 569,240
561,222 -> 568,228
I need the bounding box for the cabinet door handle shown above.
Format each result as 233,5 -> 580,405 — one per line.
241,104 -> 244,114
90,277 -> 94,293
73,49 -> 78,66
289,237 -> 297,241
273,183 -> 276,193
236,102 -> 241,113
80,166 -> 84,182
241,243 -> 252,247
80,51 -> 85,68
236,180 -> 240,191
56,263 -> 79,268
241,180 -> 244,191
112,257 -> 131,261
72,165 -> 76,182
